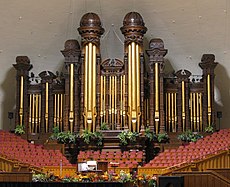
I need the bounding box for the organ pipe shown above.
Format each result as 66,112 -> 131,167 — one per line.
207,74 -> 211,125
19,76 -> 24,125
45,82 -> 49,132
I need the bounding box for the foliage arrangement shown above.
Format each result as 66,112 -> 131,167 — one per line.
144,127 -> 157,142
157,132 -> 169,143
118,130 -> 139,146
80,129 -> 104,146
100,122 -> 109,130
32,171 -> 158,185
56,131 -> 77,144
178,130 -> 203,142
14,125 -> 25,135
49,127 -> 77,144
137,173 -> 157,187
204,125 -> 214,133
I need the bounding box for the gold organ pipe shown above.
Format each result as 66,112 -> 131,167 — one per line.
207,74 -> 211,125
92,44 -> 96,132
19,76 -> 24,125
109,76 -> 112,125
60,94 -> 63,131
35,94 -> 39,133
168,93 -> 171,130
88,43 -> 92,112
120,75 -> 123,127
103,76 -> 106,117
70,64 -> 74,112
54,94 -> 57,126
115,76 -> 117,127
190,93 -> 193,130
32,94 -> 35,133
155,63 -> 159,114
69,63 -> 74,133
45,82 -> 49,132
199,93 -> 203,131
131,42 -> 136,111
112,76 -> 114,128
123,75 -> 126,128
171,93 -> 175,132
136,44 -> 140,131
196,93 -> 199,131
39,94 -> 41,132
57,94 -> 60,128
128,44 -> 132,130
174,93 -> 177,131
182,81 -> 185,131
84,44 -> 88,128
182,81 -> 185,115
100,76 -> 103,124
193,93 -> 196,131
29,94 -> 32,133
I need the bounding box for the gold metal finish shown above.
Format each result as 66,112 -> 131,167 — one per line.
35,94 -> 39,133
84,44 -> 88,129
182,81 -> 185,131
29,94 -> 32,133
92,44 -> 96,132
45,82 -> 49,132
199,93 -> 203,131
136,44 -> 141,132
19,76 -> 24,125
32,94 -> 35,133
207,74 -> 211,125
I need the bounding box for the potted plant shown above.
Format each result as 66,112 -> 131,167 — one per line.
157,132 -> 169,143
118,130 -> 139,146
92,131 -> 104,146
144,127 -> 157,142
81,129 -> 94,144
204,125 -> 214,133
100,122 -> 109,130
56,131 -> 77,144
178,130 -> 203,143
14,125 -> 25,135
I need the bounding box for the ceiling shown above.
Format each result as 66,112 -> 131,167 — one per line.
0,0 -> 229,129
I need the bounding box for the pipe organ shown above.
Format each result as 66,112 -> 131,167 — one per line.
13,12 -> 218,139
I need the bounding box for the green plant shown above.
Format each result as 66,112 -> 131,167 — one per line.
49,126 -> 60,140
56,131 -> 76,144
81,129 -> 94,144
14,125 -> 25,135
144,127 -> 157,142
80,129 -> 104,146
117,130 -> 139,146
157,132 -> 169,143
100,122 -> 109,130
205,125 -> 214,133
93,131 -> 103,146
178,130 -> 203,142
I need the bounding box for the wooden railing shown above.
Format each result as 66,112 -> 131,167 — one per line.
138,149 -> 230,176
172,171 -> 230,187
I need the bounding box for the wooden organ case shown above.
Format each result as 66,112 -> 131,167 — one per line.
13,12 -> 218,141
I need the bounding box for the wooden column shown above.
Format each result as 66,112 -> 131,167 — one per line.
13,56 -> 32,136
146,39 -> 167,133
61,40 -> 81,133
199,54 -> 218,130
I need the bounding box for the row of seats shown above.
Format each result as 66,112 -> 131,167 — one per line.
77,150 -> 144,169
144,129 -> 230,168
0,130 -> 72,167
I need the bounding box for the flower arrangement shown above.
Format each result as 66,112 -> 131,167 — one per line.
137,174 -> 157,187
32,171 -> 158,186
118,130 -> 139,146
